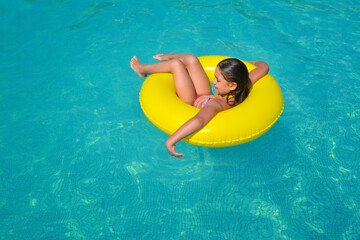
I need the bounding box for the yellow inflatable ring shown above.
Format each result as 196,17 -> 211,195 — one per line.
139,55 -> 284,147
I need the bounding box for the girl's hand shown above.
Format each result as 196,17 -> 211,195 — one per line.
165,99 -> 224,158
165,140 -> 184,158
193,95 -> 212,109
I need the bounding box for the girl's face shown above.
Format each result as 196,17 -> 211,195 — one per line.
212,67 -> 237,95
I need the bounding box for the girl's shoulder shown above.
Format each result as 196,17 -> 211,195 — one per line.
211,95 -> 232,111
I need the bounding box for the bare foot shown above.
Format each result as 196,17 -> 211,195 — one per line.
130,56 -> 147,77
153,54 -> 173,61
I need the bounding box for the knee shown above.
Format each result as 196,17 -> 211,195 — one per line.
170,59 -> 185,70
186,54 -> 199,65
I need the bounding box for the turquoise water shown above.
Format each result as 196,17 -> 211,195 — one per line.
1,0 -> 359,239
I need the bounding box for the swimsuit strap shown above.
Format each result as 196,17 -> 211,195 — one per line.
202,95 -> 223,107
203,96 -> 211,107
203,94 -> 234,107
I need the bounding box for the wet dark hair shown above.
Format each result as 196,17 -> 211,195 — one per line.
218,58 -> 250,106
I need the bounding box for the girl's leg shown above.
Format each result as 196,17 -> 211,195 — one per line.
153,54 -> 212,95
130,56 -> 197,104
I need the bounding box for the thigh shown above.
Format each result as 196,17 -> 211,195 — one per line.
170,59 -> 197,105
182,54 -> 212,95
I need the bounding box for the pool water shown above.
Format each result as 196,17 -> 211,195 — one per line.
1,0 -> 359,239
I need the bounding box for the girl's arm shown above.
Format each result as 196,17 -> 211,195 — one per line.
165,100 -> 224,158
249,61 -> 269,85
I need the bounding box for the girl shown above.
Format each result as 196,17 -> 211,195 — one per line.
130,54 -> 269,158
